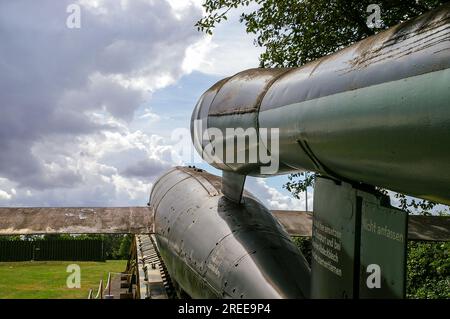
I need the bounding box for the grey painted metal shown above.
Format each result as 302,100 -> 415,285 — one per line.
221,171 -> 246,203
191,4 -> 450,205
149,166 -> 310,299
0,207 -> 153,235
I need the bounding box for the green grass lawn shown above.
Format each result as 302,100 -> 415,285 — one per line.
0,260 -> 127,299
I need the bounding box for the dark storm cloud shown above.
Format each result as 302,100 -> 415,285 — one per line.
0,0 -> 202,191
122,158 -> 172,180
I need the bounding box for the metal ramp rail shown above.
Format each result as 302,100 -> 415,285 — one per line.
134,234 -> 175,299
88,234 -> 175,299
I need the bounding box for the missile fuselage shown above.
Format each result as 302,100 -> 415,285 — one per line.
150,5 -> 450,300
149,166 -> 310,298
191,4 -> 450,205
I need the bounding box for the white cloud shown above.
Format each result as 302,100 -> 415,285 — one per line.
246,177 -> 313,211
166,0 -> 203,19
2,118 -> 180,206
139,109 -> 161,122
184,6 -> 264,76
0,0 -> 270,207
0,190 -> 12,201
182,36 -> 215,74
0,0 -> 204,206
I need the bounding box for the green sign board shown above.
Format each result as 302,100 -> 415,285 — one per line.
311,177 -> 408,299
311,178 -> 358,298
359,197 -> 408,298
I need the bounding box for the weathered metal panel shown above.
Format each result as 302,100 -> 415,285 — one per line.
151,166 -> 310,299
177,166 -> 220,196
261,67 -> 450,204
260,6 -> 450,110
191,78 -> 233,172
0,207 -> 153,235
149,168 -> 190,211
208,68 -> 290,116
221,171 -> 246,203
311,177 -> 409,299
359,199 -> 408,298
311,178 -> 358,299
191,4 -> 450,206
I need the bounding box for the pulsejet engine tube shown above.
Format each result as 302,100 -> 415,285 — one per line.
191,4 -> 450,205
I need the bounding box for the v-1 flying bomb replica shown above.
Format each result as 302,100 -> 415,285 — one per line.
1,4 -> 449,299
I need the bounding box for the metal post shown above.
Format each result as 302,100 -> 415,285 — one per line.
305,172 -> 308,212
305,187 -> 308,212
104,272 -> 114,299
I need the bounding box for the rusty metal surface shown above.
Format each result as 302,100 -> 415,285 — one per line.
260,4 -> 450,110
192,4 -> 450,125
271,210 -> 450,242
0,207 -> 153,235
177,166 -> 220,196
208,68 -> 291,116
192,5 -> 450,116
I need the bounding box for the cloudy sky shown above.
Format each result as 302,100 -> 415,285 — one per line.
0,0 -> 311,210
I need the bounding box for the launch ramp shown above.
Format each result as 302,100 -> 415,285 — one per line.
133,234 -> 175,299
